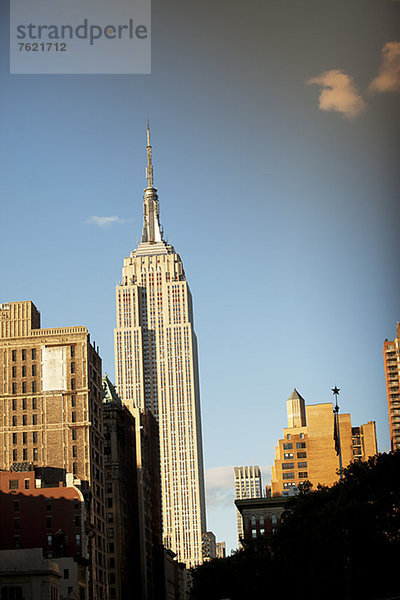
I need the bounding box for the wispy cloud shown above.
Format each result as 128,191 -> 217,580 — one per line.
308,69 -> 367,119
86,215 -> 126,227
369,42 -> 400,93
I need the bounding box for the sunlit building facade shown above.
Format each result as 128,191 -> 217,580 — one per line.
383,323 -> 400,451
234,466 -> 262,547
114,127 -> 206,567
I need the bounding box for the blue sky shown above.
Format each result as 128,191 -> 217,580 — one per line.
1,0 -> 399,553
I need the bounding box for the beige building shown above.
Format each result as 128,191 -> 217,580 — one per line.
234,466 -> 262,547
271,389 -> 377,497
114,126 -> 206,567
383,323 -> 400,450
0,301 -> 107,600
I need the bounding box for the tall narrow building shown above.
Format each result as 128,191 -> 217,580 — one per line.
114,125 -> 206,567
234,466 -> 262,547
383,323 -> 400,451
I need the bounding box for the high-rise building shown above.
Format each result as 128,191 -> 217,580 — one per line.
271,389 -> 377,497
383,323 -> 400,451
216,542 -> 226,559
0,301 -> 106,600
234,466 -> 262,546
114,126 -> 206,567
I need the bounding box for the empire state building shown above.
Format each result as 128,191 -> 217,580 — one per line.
114,125 -> 206,566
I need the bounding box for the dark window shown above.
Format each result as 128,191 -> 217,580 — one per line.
12,366 -> 16,378
12,398 -> 17,410
32,348 -> 36,360
22,432 -> 27,444
108,542 -> 114,553
282,462 -> 294,470
107,497 -> 113,508
12,383 -> 17,395
73,462 -> 78,474
72,445 -> 77,458
70,346 -> 75,358
14,518 -> 20,530
12,433 -> 17,445
21,349 -> 26,361
71,362 -> 75,374
296,442 -> 306,449
12,449 -> 17,461
71,379 -> 75,390
22,365 -> 26,377
22,415 -> 27,426
72,429 -> 77,440
13,500 -> 19,512
24,479 -> 30,490
74,515 -> 81,527
64,569 -> 69,579
32,397 -> 37,409
298,461 -> 307,469
297,451 -> 307,459
12,349 -> 16,361
32,364 -> 36,376
46,502 -> 52,512
33,432 -> 38,443
298,471 -> 308,479
109,557 -> 115,568
283,443 -> 293,450
46,516 -> 52,528
33,448 -> 38,461
9,480 -> 18,490
32,381 -> 36,393
12,416 -> 17,426
282,472 -> 295,480
32,414 -> 37,425
22,382 -> 26,393
23,449 -> 27,461
71,396 -> 76,407
72,412 -> 76,423
22,398 -> 27,410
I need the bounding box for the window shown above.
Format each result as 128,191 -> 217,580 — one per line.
298,462 -> 307,469
284,452 -> 293,459
73,462 -> 78,474
107,513 -> 114,523
22,365 -> 26,377
75,533 -> 81,545
21,349 -> 26,361
64,569 -> 69,579
32,348 -> 36,360
13,500 -> 20,512
282,462 -> 294,470
109,557 -> 115,569
14,518 -> 20,530
22,433 -> 27,445
12,398 -> 17,410
32,397 -> 37,409
107,497 -> 113,508
72,412 -> 76,423
47,534 -> 52,546
22,382 -> 26,393
72,429 -> 77,441
12,366 -> 16,378
72,446 -> 77,458
297,452 -> 307,459
23,449 -> 27,461
250,515 -> 256,526
71,379 -> 75,390
32,381 -> 36,393
74,515 -> 81,527
259,515 -> 265,526
282,472 -> 295,480
24,479 -> 30,490
12,349 -> 16,361
13,433 -> 17,445
287,434 -> 291,440
297,442 -> 306,449
71,396 -> 76,407
71,362 -> 75,374
283,443 -> 293,450
33,448 -> 38,461
300,433 -> 305,439
251,530 -> 257,539
12,383 -> 17,395
271,514 -> 278,525
32,364 -> 36,376
22,398 -> 27,410
108,542 -> 114,553
12,415 -> 17,426
46,501 -> 52,512
70,346 -> 75,358
13,449 -> 17,461
33,432 -> 38,444
22,415 -> 27,426
108,528 -> 114,538
46,516 -> 52,528
298,471 -> 308,479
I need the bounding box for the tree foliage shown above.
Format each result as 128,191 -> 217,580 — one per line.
190,452 -> 400,600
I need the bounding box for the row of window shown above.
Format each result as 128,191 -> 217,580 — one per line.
283,442 -> 306,450
282,471 -> 308,480
11,414 -> 39,426
11,381 -> 37,394
12,365 -> 37,377
12,349 -> 37,361
11,398 -> 38,410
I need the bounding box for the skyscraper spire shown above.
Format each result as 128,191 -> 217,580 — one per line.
141,121 -> 163,244
145,119 -> 154,189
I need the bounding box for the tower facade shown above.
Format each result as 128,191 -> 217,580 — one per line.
114,127 -> 206,567
383,323 -> 400,451
234,466 -> 262,546
271,389 -> 377,497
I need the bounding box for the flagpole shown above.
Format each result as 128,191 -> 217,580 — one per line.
332,386 -> 344,481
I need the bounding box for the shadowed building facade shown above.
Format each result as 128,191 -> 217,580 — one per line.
383,323 -> 400,451
114,127 -> 206,567
271,389 -> 377,497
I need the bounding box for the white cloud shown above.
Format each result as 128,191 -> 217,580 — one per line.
86,215 -> 123,227
308,69 -> 367,119
369,41 -> 400,93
